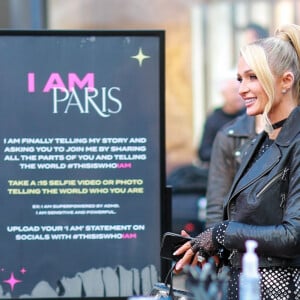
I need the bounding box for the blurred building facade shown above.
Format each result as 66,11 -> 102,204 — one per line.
0,0 -> 299,173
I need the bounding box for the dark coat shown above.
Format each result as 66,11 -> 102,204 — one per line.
223,106 -> 300,268
205,114 -> 256,228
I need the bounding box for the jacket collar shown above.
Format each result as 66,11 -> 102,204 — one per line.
232,135 -> 280,197
226,113 -> 256,138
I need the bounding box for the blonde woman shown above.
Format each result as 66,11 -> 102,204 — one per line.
173,24 -> 300,300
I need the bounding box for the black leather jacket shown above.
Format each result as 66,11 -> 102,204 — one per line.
223,107 -> 300,268
205,114 -> 256,228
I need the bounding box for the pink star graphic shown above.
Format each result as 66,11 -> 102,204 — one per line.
20,267 -> 27,274
3,272 -> 22,291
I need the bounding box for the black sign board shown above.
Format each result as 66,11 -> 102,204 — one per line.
0,30 -> 166,299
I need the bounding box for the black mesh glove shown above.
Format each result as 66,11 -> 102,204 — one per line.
190,227 -> 215,257
190,222 -> 229,257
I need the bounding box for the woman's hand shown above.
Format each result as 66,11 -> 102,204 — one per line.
173,226 -> 220,274
172,230 -> 203,274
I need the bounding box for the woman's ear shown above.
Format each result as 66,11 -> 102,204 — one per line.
282,71 -> 294,91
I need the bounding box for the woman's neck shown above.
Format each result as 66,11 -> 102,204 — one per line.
268,97 -> 297,124
267,116 -> 289,140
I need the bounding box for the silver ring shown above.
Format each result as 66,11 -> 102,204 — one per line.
197,255 -> 205,263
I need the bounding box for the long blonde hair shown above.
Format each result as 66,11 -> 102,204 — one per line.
240,24 -> 300,132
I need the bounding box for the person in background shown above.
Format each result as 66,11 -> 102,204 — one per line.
242,22 -> 269,44
174,23 -> 300,300
198,72 -> 245,164
205,113 -> 262,228
205,22 -> 269,228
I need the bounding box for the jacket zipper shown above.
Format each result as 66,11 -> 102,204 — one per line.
256,167 -> 289,198
280,193 -> 286,208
